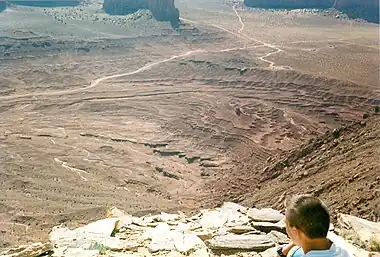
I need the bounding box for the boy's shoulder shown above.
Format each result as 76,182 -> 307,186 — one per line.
288,244 -> 351,257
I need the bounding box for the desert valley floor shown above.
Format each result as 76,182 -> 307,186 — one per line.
0,0 -> 379,248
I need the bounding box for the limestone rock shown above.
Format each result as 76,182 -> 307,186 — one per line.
255,247 -> 277,257
205,234 -> 275,252
327,231 -> 371,257
175,222 -> 202,232
108,207 -> 126,218
221,202 -> 247,214
147,231 -> 182,252
157,212 -> 181,222
189,248 -> 210,257
200,210 -> 228,229
268,231 -> 290,244
0,242 -> 52,257
247,208 -> 284,223
193,230 -> 215,241
251,221 -> 286,234
118,215 -> 133,229
35,127 -> 67,138
50,218 -> 138,252
174,234 -> 205,253
143,223 -> 171,240
54,248 -> 99,257
227,226 -> 257,234
338,214 -> 380,244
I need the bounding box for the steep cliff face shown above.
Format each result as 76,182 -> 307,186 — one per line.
243,0 -> 379,23
103,0 -> 149,15
148,0 -> 179,26
335,0 -> 379,23
0,1 -> 6,11
103,0 -> 180,28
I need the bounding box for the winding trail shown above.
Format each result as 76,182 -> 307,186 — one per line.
1,5 -> 294,103
231,5 -> 288,69
233,6 -> 245,33
0,50 -> 205,101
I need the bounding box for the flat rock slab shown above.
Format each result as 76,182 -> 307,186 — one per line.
200,211 -> 228,229
338,213 -> 380,243
247,208 -> 284,223
251,221 -> 286,234
0,242 -> 52,257
227,226 -> 257,234
205,234 -> 275,252
268,231 -> 290,244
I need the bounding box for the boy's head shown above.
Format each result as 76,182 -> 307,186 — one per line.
285,195 -> 330,244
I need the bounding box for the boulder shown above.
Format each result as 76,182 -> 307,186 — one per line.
247,208 -> 284,223
0,242 -> 52,257
205,234 -> 275,252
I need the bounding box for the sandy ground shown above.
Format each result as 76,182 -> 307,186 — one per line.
0,0 -> 379,249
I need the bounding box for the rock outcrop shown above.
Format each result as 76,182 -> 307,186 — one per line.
1,202 -> 378,257
103,0 -> 180,28
334,0 -> 379,23
243,0 -> 379,23
243,0 -> 333,9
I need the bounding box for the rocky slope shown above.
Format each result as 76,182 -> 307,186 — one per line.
216,114 -> 380,222
103,0 -> 180,27
1,203 -> 379,257
243,0 -> 379,23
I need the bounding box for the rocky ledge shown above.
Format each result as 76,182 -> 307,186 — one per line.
1,202 -> 379,257
103,0 -> 180,28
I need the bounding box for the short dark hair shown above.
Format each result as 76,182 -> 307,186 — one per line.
285,195 -> 330,239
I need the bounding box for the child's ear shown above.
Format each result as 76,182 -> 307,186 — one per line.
294,227 -> 303,239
